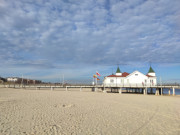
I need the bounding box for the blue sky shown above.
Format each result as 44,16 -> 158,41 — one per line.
0,0 -> 180,83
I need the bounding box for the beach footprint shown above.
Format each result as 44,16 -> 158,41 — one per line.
53,104 -> 74,108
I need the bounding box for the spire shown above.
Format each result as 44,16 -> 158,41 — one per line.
116,67 -> 121,73
148,66 -> 155,73
147,66 -> 156,77
116,66 -> 122,76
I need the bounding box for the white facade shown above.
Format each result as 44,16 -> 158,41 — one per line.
103,69 -> 157,87
147,72 -> 155,77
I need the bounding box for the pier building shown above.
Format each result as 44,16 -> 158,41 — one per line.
103,66 -> 157,87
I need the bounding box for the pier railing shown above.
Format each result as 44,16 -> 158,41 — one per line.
1,83 -> 180,89
102,83 -> 180,88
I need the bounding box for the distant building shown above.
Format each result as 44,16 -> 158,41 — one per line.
6,77 -> 42,84
7,77 -> 19,82
103,66 -> 157,86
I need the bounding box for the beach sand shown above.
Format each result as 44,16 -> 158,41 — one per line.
0,88 -> 179,135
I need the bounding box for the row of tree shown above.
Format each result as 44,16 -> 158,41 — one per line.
0,77 -> 7,83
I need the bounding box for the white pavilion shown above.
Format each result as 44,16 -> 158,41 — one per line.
103,66 -> 157,87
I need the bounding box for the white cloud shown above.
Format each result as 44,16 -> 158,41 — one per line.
0,0 -> 180,81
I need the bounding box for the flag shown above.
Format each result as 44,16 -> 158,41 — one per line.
97,78 -> 100,80
96,71 -> 101,76
142,82 -> 144,86
93,75 -> 97,78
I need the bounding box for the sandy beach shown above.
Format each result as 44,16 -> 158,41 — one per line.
0,88 -> 179,135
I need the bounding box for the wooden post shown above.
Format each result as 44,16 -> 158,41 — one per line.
66,86 -> 68,91
103,87 -> 107,93
146,87 -> 148,95
158,88 -> 161,95
80,87 -> 82,91
168,89 -> 171,95
173,87 -> 175,96
150,88 -> 153,94
155,88 -> 159,96
119,88 -> 122,94
143,88 -> 146,95
161,88 -> 163,96
95,87 -> 98,92
92,87 -> 96,92
146,87 -> 148,94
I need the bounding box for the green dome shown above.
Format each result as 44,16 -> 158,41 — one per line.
148,66 -> 155,73
116,67 -> 121,73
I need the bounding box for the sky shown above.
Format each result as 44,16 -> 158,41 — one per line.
0,0 -> 180,83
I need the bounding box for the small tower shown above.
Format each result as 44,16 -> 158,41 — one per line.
147,66 -> 156,76
116,67 -> 122,76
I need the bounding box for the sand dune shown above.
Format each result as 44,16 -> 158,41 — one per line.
0,88 -> 179,135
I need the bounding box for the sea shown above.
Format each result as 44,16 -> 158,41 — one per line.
149,88 -> 180,95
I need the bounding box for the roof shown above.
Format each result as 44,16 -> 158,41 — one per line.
148,66 -> 155,73
106,72 -> 155,78
146,75 -> 153,77
116,67 -> 121,73
107,72 -> 129,77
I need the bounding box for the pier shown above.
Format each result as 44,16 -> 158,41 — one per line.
1,84 -> 180,96
101,85 -> 180,96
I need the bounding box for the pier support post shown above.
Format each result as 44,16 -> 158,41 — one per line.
146,87 -> 148,94
150,88 -> 153,94
92,87 -> 97,92
119,88 -> 122,94
161,88 -> 163,96
135,89 -> 137,93
155,88 -> 159,96
143,88 -> 146,95
173,87 -> 175,96
92,87 -> 95,92
144,87 -> 147,95
66,86 -> 68,91
168,89 -> 171,95
117,88 -> 119,93
103,86 -> 107,93
102,86 -> 106,93
80,87 -> 82,91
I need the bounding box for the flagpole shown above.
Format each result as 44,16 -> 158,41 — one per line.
96,77 -> 97,85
